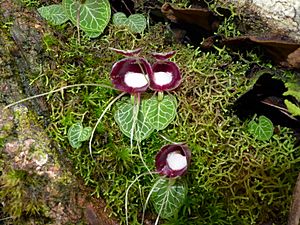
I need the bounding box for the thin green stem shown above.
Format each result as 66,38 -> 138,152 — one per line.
0,216 -> 14,221
125,171 -> 158,225
157,91 -> 164,101
76,0 -> 81,44
80,111 -> 88,123
89,92 -> 126,158
130,93 -> 140,148
154,186 -> 167,225
158,133 -> 182,145
4,83 -> 116,109
141,178 -> 161,225
136,141 -> 153,178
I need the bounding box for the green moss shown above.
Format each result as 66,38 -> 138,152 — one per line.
16,0 -> 40,8
25,15 -> 300,225
0,169 -> 50,223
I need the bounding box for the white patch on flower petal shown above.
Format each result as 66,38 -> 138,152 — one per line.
124,72 -> 148,88
166,151 -> 187,171
153,72 -> 173,86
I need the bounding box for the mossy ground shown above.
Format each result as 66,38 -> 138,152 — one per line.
35,22 -> 300,224
2,0 -> 300,224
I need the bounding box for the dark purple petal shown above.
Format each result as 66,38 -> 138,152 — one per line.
110,47 -> 142,57
110,58 -> 152,94
155,144 -> 191,178
149,61 -> 181,92
152,51 -> 176,61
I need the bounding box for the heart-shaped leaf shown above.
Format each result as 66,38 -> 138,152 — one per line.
63,0 -> 111,38
127,14 -> 146,33
68,123 -> 92,149
248,115 -> 274,141
114,100 -> 154,142
151,178 -> 187,219
112,12 -> 146,34
142,95 -> 177,131
38,4 -> 69,25
112,12 -> 128,26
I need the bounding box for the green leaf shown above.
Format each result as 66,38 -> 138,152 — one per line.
142,95 -> 177,131
112,12 -> 128,26
112,12 -> 146,34
284,100 -> 300,116
127,14 -> 146,33
83,30 -> 102,38
38,4 -> 69,25
68,123 -> 92,149
151,178 -> 187,219
248,115 -> 274,141
114,100 -> 154,142
284,82 -> 300,101
62,0 -> 111,38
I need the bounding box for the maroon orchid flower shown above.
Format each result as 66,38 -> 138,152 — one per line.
155,144 -> 191,178
110,48 -> 152,94
149,51 -> 181,93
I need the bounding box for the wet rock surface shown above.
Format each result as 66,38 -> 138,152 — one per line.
219,0 -> 300,42
0,0 -> 118,224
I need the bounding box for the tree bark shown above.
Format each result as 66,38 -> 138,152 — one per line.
0,0 -> 119,224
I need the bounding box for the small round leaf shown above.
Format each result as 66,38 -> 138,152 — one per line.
68,123 -> 92,149
248,115 -> 274,141
112,12 -> 128,26
127,14 -> 146,33
38,4 -> 69,25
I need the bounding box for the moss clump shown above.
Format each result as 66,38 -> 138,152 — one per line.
0,169 -> 50,224
24,10 -> 300,225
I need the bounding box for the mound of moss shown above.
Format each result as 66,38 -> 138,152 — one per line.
1,0 -> 300,224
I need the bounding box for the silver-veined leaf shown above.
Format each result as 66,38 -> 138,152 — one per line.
142,95 -> 177,131
151,178 -> 187,219
112,12 -> 146,34
112,12 -> 128,26
62,0 -> 111,38
114,101 -> 154,142
68,123 -> 92,149
38,4 -> 69,25
248,115 -> 274,141
127,14 -> 146,33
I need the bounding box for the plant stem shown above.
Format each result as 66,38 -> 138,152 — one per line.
89,92 -> 126,158
158,91 -> 164,101
141,178 -> 161,225
130,93 -> 140,148
158,133 -> 182,144
136,141 -> 153,178
76,0 -> 81,44
4,83 -> 116,109
125,171 -> 158,225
